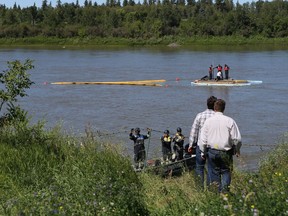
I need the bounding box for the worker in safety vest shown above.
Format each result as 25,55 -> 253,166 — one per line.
172,127 -> 185,161
217,64 -> 223,80
129,127 -> 151,169
208,65 -> 214,80
224,64 -> 230,80
161,130 -> 172,163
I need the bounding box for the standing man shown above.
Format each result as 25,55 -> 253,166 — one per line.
188,96 -> 217,188
161,130 -> 172,163
199,99 -> 242,193
129,127 -> 151,170
208,65 -> 214,80
172,127 -> 185,161
224,64 -> 230,80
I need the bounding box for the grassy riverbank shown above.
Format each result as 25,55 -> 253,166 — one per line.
0,121 -> 287,215
1,36 -> 288,48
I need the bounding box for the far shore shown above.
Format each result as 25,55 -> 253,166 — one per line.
1,36 -> 288,50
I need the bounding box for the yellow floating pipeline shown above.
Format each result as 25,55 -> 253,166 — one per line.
51,79 -> 166,86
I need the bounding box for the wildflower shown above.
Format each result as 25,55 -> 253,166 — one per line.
251,205 -> 255,209
59,206 -> 63,210
249,179 -> 253,184
253,208 -> 259,216
223,196 -> 228,201
223,205 -> 229,209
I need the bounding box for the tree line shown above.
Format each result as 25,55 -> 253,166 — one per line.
0,0 -> 288,39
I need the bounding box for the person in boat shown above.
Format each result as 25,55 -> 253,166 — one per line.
224,64 -> 230,80
208,65 -> 214,80
161,130 -> 172,163
188,95 -> 217,189
199,99 -> 242,193
172,127 -> 185,161
217,64 -> 223,80
216,71 -> 222,81
129,127 -> 151,169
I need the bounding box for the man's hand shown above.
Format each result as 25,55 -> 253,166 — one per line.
201,152 -> 206,160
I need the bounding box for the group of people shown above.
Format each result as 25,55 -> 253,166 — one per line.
188,96 -> 242,193
160,127 -> 185,163
129,96 -> 242,193
208,64 -> 230,80
129,127 -> 185,169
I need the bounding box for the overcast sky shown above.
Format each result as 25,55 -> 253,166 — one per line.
3,0 -> 253,8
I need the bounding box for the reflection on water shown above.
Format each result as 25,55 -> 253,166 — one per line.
0,46 -> 287,171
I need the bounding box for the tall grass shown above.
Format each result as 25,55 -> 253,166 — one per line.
0,122 -> 148,215
0,121 -> 287,215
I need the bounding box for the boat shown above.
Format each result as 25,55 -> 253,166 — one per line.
191,75 -> 262,86
192,79 -> 251,86
135,144 -> 196,177
145,154 -> 196,177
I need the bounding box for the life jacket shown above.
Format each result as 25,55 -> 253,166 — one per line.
224,66 -> 229,71
131,134 -> 146,146
217,66 -> 222,71
173,133 -> 184,143
161,136 -> 171,148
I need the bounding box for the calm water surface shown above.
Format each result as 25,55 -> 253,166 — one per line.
0,46 -> 287,171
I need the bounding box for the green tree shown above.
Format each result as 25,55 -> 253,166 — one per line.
0,60 -> 34,125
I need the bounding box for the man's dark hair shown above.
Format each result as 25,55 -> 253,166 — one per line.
207,96 -> 217,109
214,99 -> 226,112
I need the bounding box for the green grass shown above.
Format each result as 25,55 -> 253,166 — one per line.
0,121 -> 287,215
1,36 -> 288,48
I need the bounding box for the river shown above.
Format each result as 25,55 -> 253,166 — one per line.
0,45 -> 287,171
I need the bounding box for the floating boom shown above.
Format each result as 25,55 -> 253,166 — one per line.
51,79 -> 166,87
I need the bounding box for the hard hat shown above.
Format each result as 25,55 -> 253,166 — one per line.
135,128 -> 140,133
164,130 -> 169,134
177,127 -> 182,132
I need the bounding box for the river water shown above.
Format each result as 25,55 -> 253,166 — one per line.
0,45 -> 287,171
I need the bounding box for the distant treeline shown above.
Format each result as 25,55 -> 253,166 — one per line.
0,0 -> 288,39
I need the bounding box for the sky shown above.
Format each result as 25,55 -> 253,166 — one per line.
3,0 -> 252,8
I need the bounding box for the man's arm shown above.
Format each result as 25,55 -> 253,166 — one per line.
129,128 -> 135,140
198,122 -> 208,159
231,121 -> 242,157
189,116 -> 200,148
